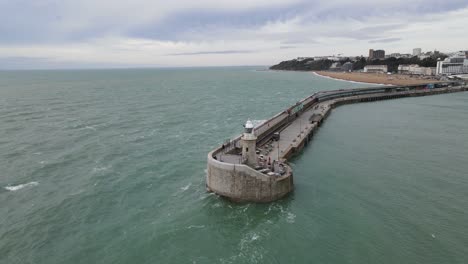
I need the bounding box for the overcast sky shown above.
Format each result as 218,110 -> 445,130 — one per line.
1,0 -> 467,69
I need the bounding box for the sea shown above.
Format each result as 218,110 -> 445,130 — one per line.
1,67 -> 467,264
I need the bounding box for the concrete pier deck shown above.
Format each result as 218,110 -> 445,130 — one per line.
207,81 -> 468,203
263,103 -> 327,162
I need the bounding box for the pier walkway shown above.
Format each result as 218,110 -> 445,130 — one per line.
262,87 -> 468,163
262,104 -> 326,162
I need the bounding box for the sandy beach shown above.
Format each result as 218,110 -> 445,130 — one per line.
315,71 -> 440,86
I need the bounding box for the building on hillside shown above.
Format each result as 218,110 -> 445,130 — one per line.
313,56 -> 328,61
418,54 -> 430,60
400,53 -> 413,58
341,62 -> 354,72
296,57 -> 312,61
413,48 -> 422,56
449,57 -> 465,63
369,49 -> 385,60
398,64 -> 436,76
463,53 -> 468,74
311,56 -> 348,61
363,65 -> 388,73
327,56 -> 341,61
329,62 -> 342,71
388,53 -> 401,58
436,57 -> 468,75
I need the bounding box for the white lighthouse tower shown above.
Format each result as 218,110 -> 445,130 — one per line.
241,119 -> 257,167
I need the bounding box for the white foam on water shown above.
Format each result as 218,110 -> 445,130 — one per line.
187,225 -> 205,230
239,232 -> 261,251
5,181 -> 39,191
92,166 -> 110,173
180,183 -> 192,191
264,204 -> 274,215
251,234 -> 259,241
251,120 -> 266,128
286,212 -> 296,223
85,126 -> 97,131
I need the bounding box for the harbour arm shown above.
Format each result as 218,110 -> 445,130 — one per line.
206,81 -> 468,203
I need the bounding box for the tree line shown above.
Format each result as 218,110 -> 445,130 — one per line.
270,54 -> 448,73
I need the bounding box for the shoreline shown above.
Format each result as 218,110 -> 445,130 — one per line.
313,71 -> 440,86
270,69 -> 387,86
312,71 -> 387,86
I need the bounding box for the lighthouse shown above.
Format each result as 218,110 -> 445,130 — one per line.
241,119 -> 257,167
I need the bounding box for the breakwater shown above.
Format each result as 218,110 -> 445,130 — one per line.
206,82 -> 468,203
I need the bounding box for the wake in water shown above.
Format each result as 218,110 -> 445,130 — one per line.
4,181 -> 39,191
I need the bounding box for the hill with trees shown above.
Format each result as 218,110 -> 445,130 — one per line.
270,54 -> 447,72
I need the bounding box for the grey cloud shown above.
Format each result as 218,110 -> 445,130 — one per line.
356,24 -> 406,35
281,39 -> 319,45
0,56 -> 158,70
167,50 -> 255,56
279,46 -> 297,49
323,24 -> 408,40
369,38 -> 402,43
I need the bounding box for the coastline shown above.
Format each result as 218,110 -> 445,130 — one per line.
271,69 -> 387,86
313,71 -> 440,86
312,71 -> 386,86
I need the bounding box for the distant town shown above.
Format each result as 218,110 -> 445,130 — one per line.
270,48 -> 468,83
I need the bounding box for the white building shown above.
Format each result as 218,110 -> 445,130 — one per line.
313,56 -> 328,61
413,48 -> 422,56
418,54 -> 430,60
436,57 -> 468,75
363,65 -> 388,73
388,53 -> 401,58
398,64 -> 436,76
329,62 -> 342,71
296,57 -> 312,61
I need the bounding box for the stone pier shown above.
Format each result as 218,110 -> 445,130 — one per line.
207,82 -> 468,203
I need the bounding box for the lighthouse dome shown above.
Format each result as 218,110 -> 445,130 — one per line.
245,120 -> 254,129
244,119 -> 254,134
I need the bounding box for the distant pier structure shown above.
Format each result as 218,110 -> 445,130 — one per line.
206,81 -> 468,203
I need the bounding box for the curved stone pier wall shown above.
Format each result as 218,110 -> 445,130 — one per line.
206,149 -> 293,203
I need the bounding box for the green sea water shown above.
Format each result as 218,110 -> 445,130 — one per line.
1,67 -> 467,264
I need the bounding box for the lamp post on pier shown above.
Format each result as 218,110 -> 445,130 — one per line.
277,132 -> 280,161
300,104 -> 304,136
